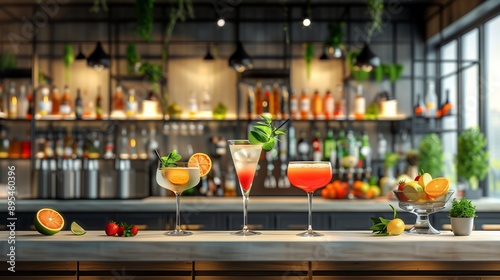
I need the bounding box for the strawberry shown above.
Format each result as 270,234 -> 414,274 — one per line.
397,180 -> 406,191
129,225 -> 139,237
117,223 -> 126,237
105,221 -> 118,236
414,175 -> 421,181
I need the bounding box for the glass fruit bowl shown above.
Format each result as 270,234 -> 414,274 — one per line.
393,190 -> 455,234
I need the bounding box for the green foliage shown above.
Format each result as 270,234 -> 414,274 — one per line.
164,0 -> 195,47
384,152 -> 400,169
324,22 -> 345,50
304,43 -> 314,80
449,197 -> 477,218
370,204 -> 398,235
63,44 -> 74,82
366,0 -> 384,43
160,150 -> 182,168
138,62 -> 162,92
126,44 -> 141,74
135,0 -> 155,41
249,115 -> 288,152
0,51 -> 17,69
456,127 -> 489,189
347,50 -> 370,82
212,102 -> 227,119
89,0 -> 108,13
382,64 -> 404,83
418,133 -> 444,178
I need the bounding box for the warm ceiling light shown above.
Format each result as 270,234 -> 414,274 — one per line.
87,41 -> 110,69
217,18 -> 225,27
228,41 -> 253,72
302,17 -> 311,27
353,43 -> 380,72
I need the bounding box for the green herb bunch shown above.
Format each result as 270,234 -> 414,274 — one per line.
449,197 -> 477,218
126,44 -> 141,74
249,115 -> 288,152
456,127 -> 489,190
135,0 -> 154,41
63,44 -> 74,83
370,204 -> 398,235
138,62 -> 163,93
160,150 -> 182,168
417,133 -> 443,178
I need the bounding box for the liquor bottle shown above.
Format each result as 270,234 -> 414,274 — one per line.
118,128 -> 129,159
50,86 -> 61,115
74,88 -> 83,120
200,86 -> 211,113
247,86 -> 255,119
336,130 -> 347,165
63,128 -> 74,159
147,128 -> 159,160
311,130 -> 322,161
103,133 -> 115,159
323,89 -> 335,120
129,126 -> 138,159
112,86 -> 125,111
280,85 -> 289,119
87,131 -> 101,159
297,129 -> 310,160
0,85 -> 4,113
323,129 -> 336,164
17,84 -> 28,119
126,88 -> 138,117
311,89 -> 323,120
35,130 -> 46,159
345,130 -> 359,169
353,84 -> 365,120
138,128 -> 148,159
288,124 -> 297,160
334,84 -> 345,117
0,127 -> 9,158
255,81 -> 263,115
26,84 -> 34,119
8,136 -> 21,158
39,87 -> 51,116
262,85 -> 271,117
8,82 -> 18,119
299,89 -> 310,120
44,129 -> 54,159
224,165 -> 237,197
425,81 -> 437,118
289,89 -> 299,119
359,131 -> 371,169
441,89 -> 452,117
414,93 -> 425,117
59,85 -> 72,116
95,86 -> 103,120
272,83 -> 280,118
54,128 -> 64,158
73,130 -> 84,158
377,133 -> 387,160
188,90 -> 198,118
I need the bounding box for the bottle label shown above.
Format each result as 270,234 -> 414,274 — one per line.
300,99 -> 310,112
60,105 -> 71,115
324,98 -> 334,115
290,98 -> 298,113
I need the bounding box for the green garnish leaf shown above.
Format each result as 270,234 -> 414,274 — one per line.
249,114 -> 289,152
370,204 -> 399,235
160,150 -> 182,167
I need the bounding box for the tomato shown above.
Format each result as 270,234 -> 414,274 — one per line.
105,221 -> 118,236
387,218 -> 405,235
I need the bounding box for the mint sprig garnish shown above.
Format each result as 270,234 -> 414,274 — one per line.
249,115 -> 288,152
369,204 -> 398,236
160,150 -> 182,168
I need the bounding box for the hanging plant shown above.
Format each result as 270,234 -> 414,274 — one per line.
366,0 -> 384,43
347,50 -> 370,82
126,44 -> 141,74
135,0 -> 155,42
0,51 -> 17,69
63,44 -> 74,83
89,0 -> 108,13
382,64 -> 404,83
324,22 -> 345,53
138,62 -> 163,93
164,0 -> 195,51
304,42 -> 314,80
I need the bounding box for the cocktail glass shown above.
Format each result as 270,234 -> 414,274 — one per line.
228,140 -> 263,236
287,161 -> 332,237
156,161 -> 201,236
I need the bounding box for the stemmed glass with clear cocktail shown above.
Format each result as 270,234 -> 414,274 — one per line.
228,140 -> 262,236
287,161 -> 332,237
156,161 -> 200,236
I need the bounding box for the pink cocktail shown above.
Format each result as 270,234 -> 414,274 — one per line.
288,161 -> 332,237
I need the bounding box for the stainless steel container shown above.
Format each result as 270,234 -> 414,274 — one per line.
116,159 -> 134,199
35,159 -> 51,198
56,159 -> 76,199
82,159 -> 99,199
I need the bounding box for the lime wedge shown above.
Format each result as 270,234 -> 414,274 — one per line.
70,221 -> 86,235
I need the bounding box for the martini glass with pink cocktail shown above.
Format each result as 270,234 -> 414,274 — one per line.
287,161 -> 332,237
228,140 -> 263,236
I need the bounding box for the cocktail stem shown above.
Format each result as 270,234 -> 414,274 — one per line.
175,192 -> 181,232
307,191 -> 313,234
242,194 -> 249,232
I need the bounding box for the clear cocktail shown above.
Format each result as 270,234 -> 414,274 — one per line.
228,140 -> 262,236
156,161 -> 200,236
288,161 -> 332,237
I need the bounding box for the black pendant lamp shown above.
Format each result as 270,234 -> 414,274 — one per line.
353,43 -> 380,72
228,41 -> 253,72
204,44 -> 214,60
319,48 -> 329,60
75,45 -> 86,60
87,41 -> 110,69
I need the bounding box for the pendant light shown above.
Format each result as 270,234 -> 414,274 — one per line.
228,9 -> 253,72
353,43 -> 380,72
87,41 -> 110,69
75,45 -> 86,60
319,48 -> 329,60
204,44 -> 214,60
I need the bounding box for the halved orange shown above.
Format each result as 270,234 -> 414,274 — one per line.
189,153 -> 212,177
164,169 -> 190,185
424,177 -> 450,198
34,208 -> 65,235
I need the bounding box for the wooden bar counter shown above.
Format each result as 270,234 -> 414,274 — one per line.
1,230 -> 500,279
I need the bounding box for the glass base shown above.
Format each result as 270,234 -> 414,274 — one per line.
407,225 -> 441,234
231,229 -> 261,236
164,230 -> 192,236
297,231 -> 324,237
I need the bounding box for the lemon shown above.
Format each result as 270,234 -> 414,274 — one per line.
387,218 -> 405,235
70,221 -> 86,235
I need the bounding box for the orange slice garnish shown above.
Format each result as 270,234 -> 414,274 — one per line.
188,153 -> 212,177
424,177 -> 450,198
164,169 -> 190,185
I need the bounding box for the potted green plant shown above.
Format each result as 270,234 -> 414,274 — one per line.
417,133 -> 443,179
449,197 -> 476,236
456,127 -> 489,199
